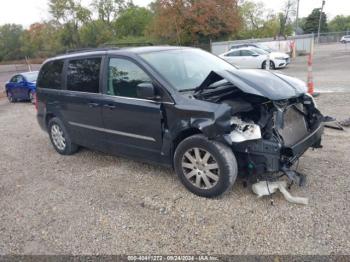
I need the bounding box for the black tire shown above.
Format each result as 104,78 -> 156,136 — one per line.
7,91 -> 15,103
262,60 -> 275,70
174,134 -> 238,198
48,117 -> 78,155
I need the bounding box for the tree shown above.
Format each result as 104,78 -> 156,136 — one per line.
187,0 -> 241,43
302,8 -> 328,34
239,1 -> 265,31
79,20 -> 115,47
278,0 -> 296,37
91,0 -> 134,24
0,24 -> 24,61
150,0 -> 240,45
329,15 -> 350,32
49,0 -> 91,48
114,6 -> 153,38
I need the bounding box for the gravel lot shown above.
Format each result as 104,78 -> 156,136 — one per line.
0,92 -> 349,255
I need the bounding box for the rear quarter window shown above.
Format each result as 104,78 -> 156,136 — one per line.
37,60 -> 64,89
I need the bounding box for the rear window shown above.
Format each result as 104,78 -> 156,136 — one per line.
66,57 -> 101,93
37,60 -> 64,89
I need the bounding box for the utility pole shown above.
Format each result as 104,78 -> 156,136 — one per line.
317,0 -> 326,43
295,0 -> 300,35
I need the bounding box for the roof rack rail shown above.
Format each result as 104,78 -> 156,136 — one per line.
65,47 -> 120,54
99,42 -> 154,48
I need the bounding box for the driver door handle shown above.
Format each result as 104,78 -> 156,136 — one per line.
103,104 -> 117,110
88,102 -> 100,108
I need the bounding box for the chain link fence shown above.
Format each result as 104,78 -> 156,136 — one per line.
317,31 -> 350,44
211,34 -> 314,55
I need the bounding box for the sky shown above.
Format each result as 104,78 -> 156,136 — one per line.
0,0 -> 349,28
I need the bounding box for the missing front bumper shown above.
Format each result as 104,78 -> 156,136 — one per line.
232,124 -> 324,175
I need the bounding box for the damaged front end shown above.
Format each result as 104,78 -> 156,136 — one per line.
228,95 -> 324,177
193,69 -> 325,180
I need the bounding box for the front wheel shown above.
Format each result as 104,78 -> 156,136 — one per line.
29,90 -> 35,104
174,134 -> 238,198
262,60 -> 275,70
7,91 -> 15,103
48,117 -> 79,155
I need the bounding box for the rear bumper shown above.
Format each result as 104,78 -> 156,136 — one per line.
233,124 -> 324,175
37,113 -> 47,132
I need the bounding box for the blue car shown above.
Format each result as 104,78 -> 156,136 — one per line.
5,71 -> 39,103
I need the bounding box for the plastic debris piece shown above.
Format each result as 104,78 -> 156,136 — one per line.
252,180 -> 309,205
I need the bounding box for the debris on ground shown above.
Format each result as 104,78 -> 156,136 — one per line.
252,181 -> 309,205
339,117 -> 350,127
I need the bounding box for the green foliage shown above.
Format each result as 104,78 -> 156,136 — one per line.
0,0 -> 344,62
0,24 -> 24,61
302,8 -> 328,34
79,20 -> 115,47
114,7 -> 153,38
237,0 -> 295,39
328,15 -> 350,32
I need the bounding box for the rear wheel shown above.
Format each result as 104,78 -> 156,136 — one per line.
262,60 -> 275,70
7,91 -> 15,103
174,134 -> 237,198
48,117 -> 78,155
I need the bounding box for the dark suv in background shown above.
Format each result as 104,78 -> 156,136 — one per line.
36,46 -> 324,197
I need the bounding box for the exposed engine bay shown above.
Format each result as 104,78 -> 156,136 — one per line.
190,70 -> 325,183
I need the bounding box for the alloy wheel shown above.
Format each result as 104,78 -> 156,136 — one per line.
7,92 -> 13,102
51,124 -> 66,151
181,147 -> 220,189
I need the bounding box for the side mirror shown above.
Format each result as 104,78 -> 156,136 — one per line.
137,82 -> 156,100
251,53 -> 259,57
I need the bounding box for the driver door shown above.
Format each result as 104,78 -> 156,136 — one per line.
240,50 -> 258,68
101,57 -> 164,160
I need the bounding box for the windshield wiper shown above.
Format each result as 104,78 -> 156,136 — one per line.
179,88 -> 197,92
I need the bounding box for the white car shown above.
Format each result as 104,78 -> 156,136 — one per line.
340,35 -> 350,43
219,47 -> 290,70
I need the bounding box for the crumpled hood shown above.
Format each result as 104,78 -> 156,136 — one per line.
199,69 -> 307,101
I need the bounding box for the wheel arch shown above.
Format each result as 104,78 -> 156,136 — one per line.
262,60 -> 275,69
45,113 -> 57,129
172,128 -> 202,160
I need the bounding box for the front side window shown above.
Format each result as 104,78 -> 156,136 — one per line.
10,75 -> 18,83
108,58 -> 151,98
67,57 -> 101,93
37,60 -> 64,89
17,76 -> 24,83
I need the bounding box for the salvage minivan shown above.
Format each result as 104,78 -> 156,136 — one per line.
36,46 -> 325,197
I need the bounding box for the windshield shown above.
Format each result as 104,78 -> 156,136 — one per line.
23,72 -> 38,82
140,49 -> 236,91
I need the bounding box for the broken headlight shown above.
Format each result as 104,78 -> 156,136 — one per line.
304,93 -> 318,108
229,117 -> 262,143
